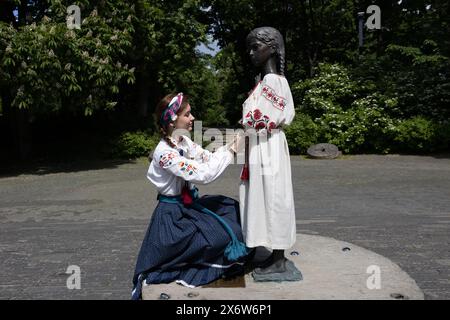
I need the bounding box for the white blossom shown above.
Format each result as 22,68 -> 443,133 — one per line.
65,30 -> 75,39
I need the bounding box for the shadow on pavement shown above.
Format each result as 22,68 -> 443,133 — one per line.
429,152 -> 450,159
0,157 -> 139,178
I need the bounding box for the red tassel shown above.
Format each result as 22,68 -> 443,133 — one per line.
181,185 -> 193,205
241,136 -> 250,181
240,165 -> 249,180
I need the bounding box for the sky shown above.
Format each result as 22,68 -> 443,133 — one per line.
196,39 -> 221,56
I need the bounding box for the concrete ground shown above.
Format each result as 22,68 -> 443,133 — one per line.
0,154 -> 449,299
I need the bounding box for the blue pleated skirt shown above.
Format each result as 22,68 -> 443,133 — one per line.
131,195 -> 246,300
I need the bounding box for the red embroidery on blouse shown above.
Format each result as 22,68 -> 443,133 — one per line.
159,152 -> 178,167
261,85 -> 287,111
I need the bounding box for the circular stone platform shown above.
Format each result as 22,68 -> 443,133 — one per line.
142,234 -> 424,300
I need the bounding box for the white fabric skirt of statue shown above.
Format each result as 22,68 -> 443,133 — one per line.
239,129 -> 296,249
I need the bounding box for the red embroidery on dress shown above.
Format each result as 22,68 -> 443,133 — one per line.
261,85 -> 287,111
255,122 -> 266,130
253,109 -> 262,120
268,122 -> 277,131
243,108 -> 277,132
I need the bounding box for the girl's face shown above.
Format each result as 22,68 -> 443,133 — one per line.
174,103 -> 195,131
247,36 -> 274,67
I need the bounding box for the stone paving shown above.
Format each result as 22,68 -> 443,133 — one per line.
0,155 -> 449,299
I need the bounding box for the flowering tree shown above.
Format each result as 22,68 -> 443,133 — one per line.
0,1 -> 135,116
0,0 -> 208,159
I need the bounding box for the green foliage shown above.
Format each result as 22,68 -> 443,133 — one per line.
317,103 -> 397,154
285,113 -> 319,154
203,104 -> 230,127
354,43 -> 450,122
292,63 -> 358,119
204,0 -> 450,155
178,54 -> 226,125
288,63 -> 449,154
0,0 -> 211,119
0,2 -> 136,116
110,130 -> 160,159
210,44 -> 246,124
2,0 -> 449,160
289,64 -> 396,154
133,0 -> 208,89
393,117 -> 450,153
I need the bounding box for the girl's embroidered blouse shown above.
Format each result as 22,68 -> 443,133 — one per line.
147,135 -> 234,196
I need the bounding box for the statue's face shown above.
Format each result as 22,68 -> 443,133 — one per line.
247,37 -> 274,67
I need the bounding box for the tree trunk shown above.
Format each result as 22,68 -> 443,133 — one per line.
18,0 -> 28,26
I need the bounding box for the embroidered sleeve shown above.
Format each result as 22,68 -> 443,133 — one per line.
243,74 -> 295,130
157,148 -> 232,184
158,151 -> 179,168
261,84 -> 287,111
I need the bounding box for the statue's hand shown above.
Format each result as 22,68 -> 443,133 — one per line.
229,131 -> 245,153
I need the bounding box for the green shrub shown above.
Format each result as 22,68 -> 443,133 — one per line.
110,130 -> 160,159
291,63 -> 359,119
203,104 -> 230,127
392,117 -> 449,153
285,113 -> 319,154
290,63 -> 450,154
317,105 -> 397,154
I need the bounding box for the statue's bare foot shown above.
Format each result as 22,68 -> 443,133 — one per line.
253,257 -> 287,274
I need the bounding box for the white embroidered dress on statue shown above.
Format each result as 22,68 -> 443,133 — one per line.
239,73 -> 296,249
